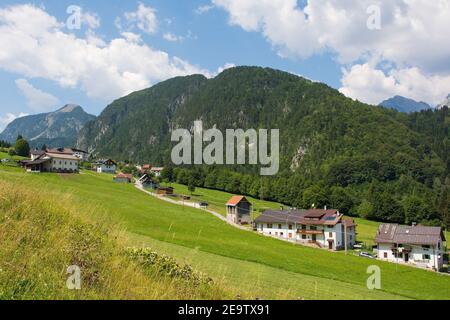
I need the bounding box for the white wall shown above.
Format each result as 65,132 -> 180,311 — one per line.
44,156 -> 79,172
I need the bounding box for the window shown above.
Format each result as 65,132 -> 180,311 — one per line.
438,242 -> 441,250
329,232 -> 333,238
275,232 -> 278,236
288,233 -> 292,239
384,252 -> 388,258
267,224 -> 273,229
310,226 -> 317,231
280,232 -> 284,237
278,224 -> 282,229
288,224 -> 293,230
302,235 -> 307,240
422,245 -> 430,249
422,254 -> 431,260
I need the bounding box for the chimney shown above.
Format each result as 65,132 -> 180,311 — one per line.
324,205 -> 327,210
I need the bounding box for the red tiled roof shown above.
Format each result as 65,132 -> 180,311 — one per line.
226,196 -> 248,206
115,173 -> 133,179
142,164 -> 151,170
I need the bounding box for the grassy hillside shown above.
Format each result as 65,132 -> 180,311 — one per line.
161,182 -> 283,216
77,66 -> 449,227
0,169 -> 230,300
1,166 -> 449,300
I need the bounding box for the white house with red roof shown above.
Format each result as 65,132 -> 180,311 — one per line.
254,208 -> 356,250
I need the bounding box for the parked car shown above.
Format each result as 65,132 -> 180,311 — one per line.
359,252 -> 376,259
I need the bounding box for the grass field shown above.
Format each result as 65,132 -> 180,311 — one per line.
1,165 -> 449,300
0,151 -> 27,162
161,182 -> 283,217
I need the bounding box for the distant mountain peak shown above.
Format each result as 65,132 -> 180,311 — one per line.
380,96 -> 431,113
0,104 -> 96,147
57,104 -> 82,113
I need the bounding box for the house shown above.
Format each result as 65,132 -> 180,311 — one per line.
156,186 -> 174,196
139,164 -> 152,175
30,149 -> 45,161
92,159 -> 117,174
226,196 -> 253,225
150,167 -> 164,177
375,223 -> 446,271
23,150 -> 80,173
254,209 -> 356,250
137,174 -> 160,189
113,173 -> 133,183
46,147 -> 89,162
70,148 -> 89,162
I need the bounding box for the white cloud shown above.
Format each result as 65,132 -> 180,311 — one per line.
340,64 -> 450,106
195,4 -> 215,15
0,4 -> 209,102
123,3 -> 158,34
15,79 -> 59,112
0,112 -> 28,130
214,0 -> 450,105
163,32 -> 184,42
216,63 -> 236,75
82,11 -> 101,29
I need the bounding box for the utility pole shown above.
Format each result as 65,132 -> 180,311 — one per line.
344,222 -> 348,255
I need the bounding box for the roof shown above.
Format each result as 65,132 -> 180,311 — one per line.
115,173 -> 133,180
226,196 -> 251,206
94,159 -> 117,165
46,153 -> 80,161
46,147 -> 74,154
254,209 -> 346,227
375,224 -> 445,245
142,164 -> 152,170
23,159 -> 50,165
30,150 -> 45,156
150,167 -> 164,171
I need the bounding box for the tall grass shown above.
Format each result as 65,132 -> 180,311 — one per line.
0,179 -> 230,300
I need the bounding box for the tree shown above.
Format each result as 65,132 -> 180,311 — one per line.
8,149 -> 17,157
188,178 -> 196,195
438,186 -> 449,229
15,138 -> 30,157
330,187 -> 354,215
161,166 -> 174,182
403,195 -> 430,225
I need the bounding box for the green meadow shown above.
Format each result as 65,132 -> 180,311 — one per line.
1,165 -> 449,300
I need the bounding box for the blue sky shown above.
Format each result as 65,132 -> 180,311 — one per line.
0,0 -> 449,129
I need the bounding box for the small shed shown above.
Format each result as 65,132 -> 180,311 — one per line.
226,196 -> 252,225
157,186 -> 174,196
113,173 -> 133,183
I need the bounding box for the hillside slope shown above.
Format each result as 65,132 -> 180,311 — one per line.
1,167 -> 448,300
1,104 -> 95,148
77,66 -> 448,225
0,174 -> 228,300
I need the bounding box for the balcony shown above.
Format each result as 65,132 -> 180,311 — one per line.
297,229 -> 324,235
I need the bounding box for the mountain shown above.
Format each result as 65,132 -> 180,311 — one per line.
437,94 -> 450,109
380,95 -> 431,113
0,104 -> 96,148
77,66 -> 448,225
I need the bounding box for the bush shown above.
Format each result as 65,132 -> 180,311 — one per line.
125,247 -> 213,286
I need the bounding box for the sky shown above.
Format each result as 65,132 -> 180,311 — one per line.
0,0 -> 450,130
